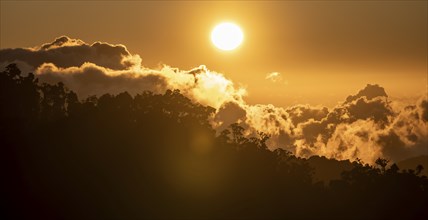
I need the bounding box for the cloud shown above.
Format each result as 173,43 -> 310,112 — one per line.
286,105 -> 329,126
39,36 -> 85,50
345,84 -> 388,103
345,96 -> 393,125
35,62 -> 168,97
0,36 -> 141,70
420,99 -> 428,122
35,62 -> 244,109
265,72 -> 287,84
212,101 -> 247,132
289,89 -> 427,164
0,36 -> 245,109
381,97 -> 428,161
1,36 -> 426,164
225,84 -> 427,164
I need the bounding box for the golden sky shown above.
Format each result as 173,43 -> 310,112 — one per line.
1,0 -> 426,107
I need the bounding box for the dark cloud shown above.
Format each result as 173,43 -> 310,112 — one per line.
298,120 -> 332,145
378,131 -> 409,162
286,105 -> 329,126
420,99 -> 428,122
0,36 -> 140,70
40,36 -> 85,50
213,102 -> 247,132
345,84 -> 387,103
346,97 -> 393,125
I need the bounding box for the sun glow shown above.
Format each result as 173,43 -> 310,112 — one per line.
211,22 -> 243,51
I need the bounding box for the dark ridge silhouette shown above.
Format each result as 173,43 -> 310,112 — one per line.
397,155 -> 428,177
306,156 -> 354,183
2,64 -> 428,219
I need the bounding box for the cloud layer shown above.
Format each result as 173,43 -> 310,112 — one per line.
1,36 -> 245,109
222,85 -> 427,164
1,36 -> 426,164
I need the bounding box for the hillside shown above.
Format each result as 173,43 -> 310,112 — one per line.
307,156 -> 354,183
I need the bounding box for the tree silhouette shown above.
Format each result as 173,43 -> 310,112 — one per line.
375,157 -> 390,174
1,64 -> 427,219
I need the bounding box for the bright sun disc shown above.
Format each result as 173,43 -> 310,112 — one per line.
211,22 -> 243,51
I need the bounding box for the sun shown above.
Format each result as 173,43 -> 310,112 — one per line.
211,22 -> 244,51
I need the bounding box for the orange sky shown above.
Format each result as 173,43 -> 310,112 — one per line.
1,0 -> 426,107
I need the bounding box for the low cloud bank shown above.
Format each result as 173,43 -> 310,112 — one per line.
1,36 -> 426,163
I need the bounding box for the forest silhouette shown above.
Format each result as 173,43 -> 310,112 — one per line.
2,63 -> 427,219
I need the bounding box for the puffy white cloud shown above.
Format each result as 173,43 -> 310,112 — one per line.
35,62 -> 244,109
35,62 -> 168,97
